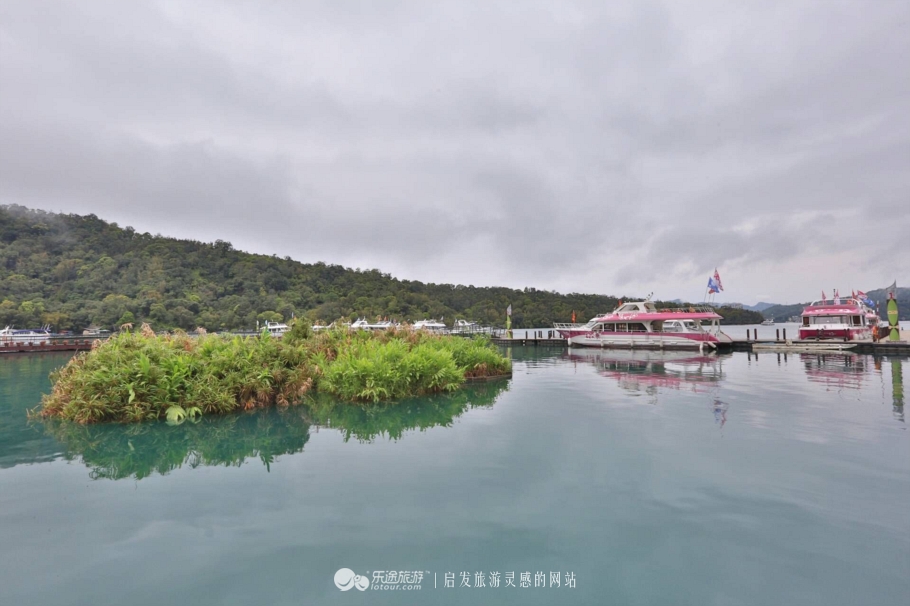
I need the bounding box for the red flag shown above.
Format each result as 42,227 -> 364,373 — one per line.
713,269 -> 724,292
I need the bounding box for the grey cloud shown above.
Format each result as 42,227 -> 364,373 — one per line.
1,0 -> 908,303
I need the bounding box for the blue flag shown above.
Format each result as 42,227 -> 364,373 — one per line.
707,277 -> 720,294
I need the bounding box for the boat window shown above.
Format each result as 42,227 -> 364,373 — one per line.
802,317 -> 810,326
852,315 -> 861,326
810,315 -> 849,325
616,323 -> 627,332
628,323 -> 647,332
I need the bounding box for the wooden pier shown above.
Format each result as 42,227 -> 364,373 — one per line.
0,337 -> 102,354
491,336 -> 910,355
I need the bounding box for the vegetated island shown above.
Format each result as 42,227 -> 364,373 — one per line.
35,321 -> 512,424
0,204 -> 765,330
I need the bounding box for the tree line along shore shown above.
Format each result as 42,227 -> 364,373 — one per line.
1,204 -> 764,333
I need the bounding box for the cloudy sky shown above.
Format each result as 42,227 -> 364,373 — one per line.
1,0 -> 907,304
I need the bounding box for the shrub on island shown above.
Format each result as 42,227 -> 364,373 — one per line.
35,323 -> 511,424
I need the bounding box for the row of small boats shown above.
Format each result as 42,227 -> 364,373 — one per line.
267,318 -> 493,336
553,294 -> 883,351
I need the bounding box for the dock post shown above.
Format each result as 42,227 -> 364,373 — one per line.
776,328 -> 780,341
783,328 -> 786,341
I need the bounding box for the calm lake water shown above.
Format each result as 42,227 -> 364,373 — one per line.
1,348 -> 908,605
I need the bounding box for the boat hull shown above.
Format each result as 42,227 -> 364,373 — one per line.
797,327 -> 870,341
566,331 -> 728,349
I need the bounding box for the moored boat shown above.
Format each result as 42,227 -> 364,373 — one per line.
351,318 -> 398,330
411,319 -> 447,332
554,301 -> 732,350
263,321 -> 289,337
0,326 -> 53,345
798,297 -> 872,341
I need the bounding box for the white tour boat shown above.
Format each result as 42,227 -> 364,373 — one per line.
411,319 -> 448,332
0,326 -> 54,345
350,318 -> 398,330
263,321 -> 289,337
554,301 -> 733,350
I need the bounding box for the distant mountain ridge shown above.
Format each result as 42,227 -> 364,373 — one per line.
744,302 -> 778,312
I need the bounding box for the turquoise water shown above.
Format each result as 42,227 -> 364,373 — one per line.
0,348 -> 907,605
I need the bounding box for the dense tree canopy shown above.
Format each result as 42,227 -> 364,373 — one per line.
0,205 -> 762,331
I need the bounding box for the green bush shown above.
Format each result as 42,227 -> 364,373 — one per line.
36,325 -> 511,423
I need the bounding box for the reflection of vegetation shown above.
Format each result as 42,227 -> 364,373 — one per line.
42,379 -> 510,479
306,379 -> 511,442
43,407 -> 312,479
36,326 -> 510,423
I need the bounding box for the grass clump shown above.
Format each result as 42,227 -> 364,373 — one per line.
37,325 -> 314,424
35,323 -> 511,423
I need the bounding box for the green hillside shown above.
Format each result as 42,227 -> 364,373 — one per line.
0,205 -> 761,331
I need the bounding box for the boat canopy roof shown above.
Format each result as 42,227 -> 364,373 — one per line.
802,299 -> 865,315
593,301 -> 723,323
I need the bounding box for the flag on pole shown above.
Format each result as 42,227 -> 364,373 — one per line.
506,304 -> 512,316
834,289 -> 840,304
855,289 -> 874,307
822,290 -> 826,302
571,310 -> 576,323
707,276 -> 720,294
886,280 -> 897,296
713,269 -> 724,292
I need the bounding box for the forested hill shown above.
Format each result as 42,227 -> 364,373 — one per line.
0,205 -> 762,331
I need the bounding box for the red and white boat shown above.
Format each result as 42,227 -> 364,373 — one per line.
554,301 -> 732,350
798,297 -> 873,341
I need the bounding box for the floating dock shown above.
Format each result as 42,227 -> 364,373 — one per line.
491,336 -> 910,355
0,337 -> 103,354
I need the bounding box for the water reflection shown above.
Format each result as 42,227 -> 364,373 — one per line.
305,379 -> 509,442
800,353 -> 867,390
891,358 -> 904,422
564,348 -> 726,396
39,380 -> 511,480
44,407 -> 312,480
712,399 -> 729,428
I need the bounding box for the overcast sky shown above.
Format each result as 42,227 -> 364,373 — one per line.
1,0 -> 907,304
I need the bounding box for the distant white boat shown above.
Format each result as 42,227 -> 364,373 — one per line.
1,326 -> 53,344
263,321 -> 288,337
351,318 -> 398,330
412,319 -> 447,331
761,319 -> 775,326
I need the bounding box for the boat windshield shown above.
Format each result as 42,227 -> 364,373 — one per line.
805,315 -> 853,325
663,320 -> 702,332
